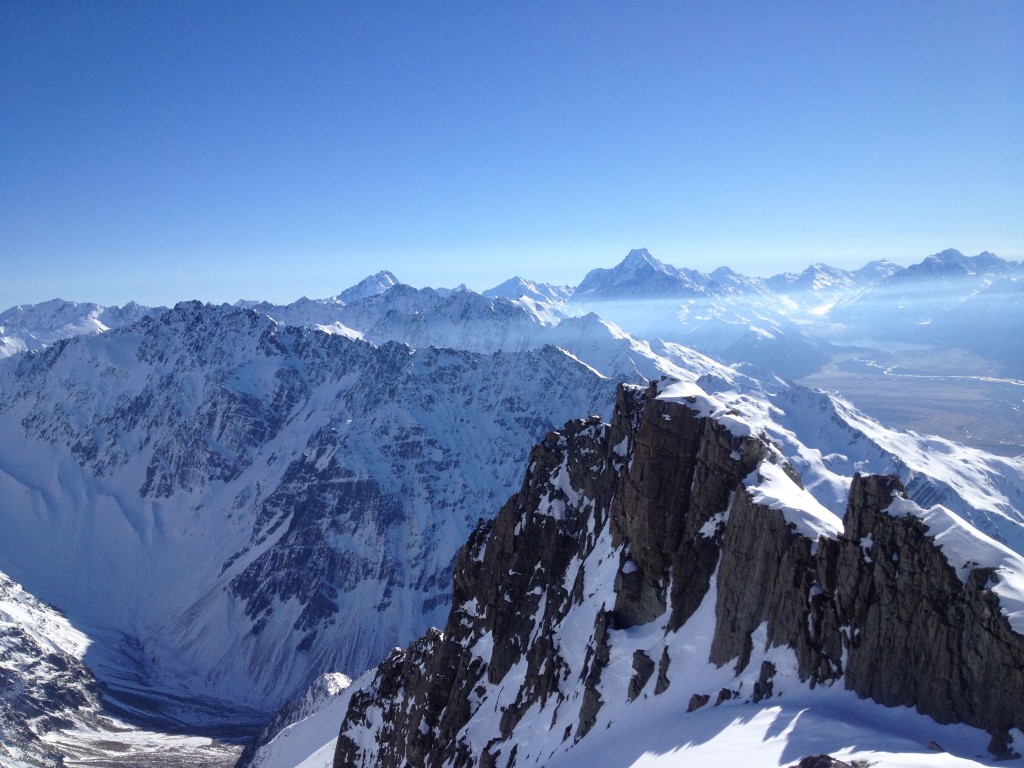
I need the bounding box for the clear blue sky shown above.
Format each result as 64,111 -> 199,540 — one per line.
2,1 -> 1021,309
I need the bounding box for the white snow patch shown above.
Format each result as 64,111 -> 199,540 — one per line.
656,379 -> 754,438
745,461 -> 842,542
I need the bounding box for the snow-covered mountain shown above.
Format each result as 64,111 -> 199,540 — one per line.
566,249 -> 837,378
5,247 -> 1017,381
829,249 -> 1024,343
0,301 -> 618,722
483,276 -> 573,305
318,381 -> 1024,768
0,299 -> 163,358
571,248 -> 720,301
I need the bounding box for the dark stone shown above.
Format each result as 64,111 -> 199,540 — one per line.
628,651 -> 656,701
654,647 -> 671,695
687,693 -> 710,712
789,757 -> 852,768
715,688 -> 737,706
752,661 -> 776,703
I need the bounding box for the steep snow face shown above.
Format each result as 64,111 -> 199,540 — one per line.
237,673 -> 355,768
0,299 -> 163,359
483,278 -> 575,326
336,270 -> 400,303
0,302 -> 617,718
240,283 -> 554,354
853,258 -> 905,282
758,385 -> 1024,553
483,276 -> 573,305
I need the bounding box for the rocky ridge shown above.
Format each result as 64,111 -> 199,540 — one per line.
330,380 -> 1024,767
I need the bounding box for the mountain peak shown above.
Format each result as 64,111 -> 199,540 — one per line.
337,271 -> 400,304
930,248 -> 967,265
620,248 -> 662,271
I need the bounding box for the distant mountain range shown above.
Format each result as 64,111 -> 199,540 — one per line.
6,248 -> 1020,378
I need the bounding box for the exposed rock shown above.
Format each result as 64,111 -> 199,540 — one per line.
610,392 -> 764,631
686,694 -> 710,712
752,661 -> 776,703
715,688 -> 738,706
627,651 -> 655,701
653,647 -> 671,695
833,474 -> 1024,741
788,757 -> 853,768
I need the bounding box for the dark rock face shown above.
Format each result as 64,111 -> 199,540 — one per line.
788,757 -> 853,768
610,393 -> 764,632
832,474 -> 1024,737
332,382 -> 1024,767
333,403 -> 627,768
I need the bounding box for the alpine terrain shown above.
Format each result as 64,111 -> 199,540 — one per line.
0,248 -> 1022,766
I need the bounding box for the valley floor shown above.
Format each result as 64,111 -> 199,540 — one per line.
46,728 -> 241,768
799,347 -> 1024,456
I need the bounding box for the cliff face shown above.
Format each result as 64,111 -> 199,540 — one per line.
332,381 -> 1024,767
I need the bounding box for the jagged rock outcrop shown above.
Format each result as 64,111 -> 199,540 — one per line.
332,380 -> 1024,767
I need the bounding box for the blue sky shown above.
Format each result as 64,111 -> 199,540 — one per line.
1,1 -> 1021,309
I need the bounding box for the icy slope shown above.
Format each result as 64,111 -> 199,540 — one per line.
0,302 -> 616,718
325,381 -> 1024,768
759,385 -> 1024,552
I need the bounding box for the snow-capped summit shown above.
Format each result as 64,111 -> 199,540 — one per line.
484,276 -> 573,304
852,258 -> 904,282
766,263 -> 856,296
830,249 -> 1024,342
572,248 -> 710,302
619,246 -> 662,271
336,270 -> 400,303
895,248 -> 1017,282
